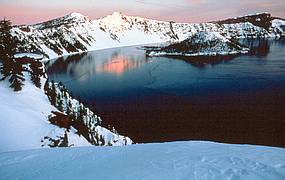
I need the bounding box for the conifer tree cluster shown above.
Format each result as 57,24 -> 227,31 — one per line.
44,80 -> 114,146
0,19 -> 25,91
0,18 -> 45,91
0,19 -> 16,59
29,60 -> 45,88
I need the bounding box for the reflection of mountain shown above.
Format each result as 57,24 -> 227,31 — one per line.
97,52 -> 147,75
46,48 -> 149,82
240,39 -> 270,57
165,55 -> 238,69
45,53 -> 87,75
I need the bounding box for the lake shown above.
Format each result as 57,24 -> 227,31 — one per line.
46,39 -> 285,147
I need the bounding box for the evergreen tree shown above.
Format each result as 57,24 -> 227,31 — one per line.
69,110 -> 76,121
44,80 -> 49,93
100,135 -> 105,146
66,101 -> 72,115
63,90 -> 68,99
0,57 -> 12,80
8,61 -> 25,91
0,18 -> 25,91
93,114 -> 99,126
49,81 -> 57,106
57,98 -> 63,112
78,104 -> 85,122
94,131 -> 100,146
124,137 -> 128,146
58,131 -> 69,147
29,60 -> 44,88
0,57 -> 25,91
0,18 -> 17,59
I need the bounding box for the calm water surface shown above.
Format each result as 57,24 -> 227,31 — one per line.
46,39 -> 285,147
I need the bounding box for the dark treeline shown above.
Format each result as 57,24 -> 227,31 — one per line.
0,19 -> 44,91
44,81 -> 126,146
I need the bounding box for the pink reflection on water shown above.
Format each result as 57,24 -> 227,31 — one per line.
97,54 -> 145,75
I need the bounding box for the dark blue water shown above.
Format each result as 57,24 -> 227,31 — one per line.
46,39 -> 285,147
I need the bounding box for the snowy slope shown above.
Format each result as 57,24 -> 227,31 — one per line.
0,73 -> 89,152
146,31 -> 249,57
0,141 -> 285,180
0,69 -> 132,153
47,81 -> 133,147
11,12 -> 285,60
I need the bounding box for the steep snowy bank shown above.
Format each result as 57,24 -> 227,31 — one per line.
0,141 -> 285,180
0,69 -> 132,153
0,73 -> 88,152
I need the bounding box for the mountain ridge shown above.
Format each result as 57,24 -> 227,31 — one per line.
14,11 -> 285,27
10,11 -> 285,60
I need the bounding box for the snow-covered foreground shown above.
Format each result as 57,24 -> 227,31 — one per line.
0,141 -> 285,180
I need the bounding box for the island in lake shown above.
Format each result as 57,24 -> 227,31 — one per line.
145,31 -> 250,57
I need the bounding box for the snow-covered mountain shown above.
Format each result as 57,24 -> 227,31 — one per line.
11,12 -> 285,60
1,141 -> 285,180
146,31 -> 249,57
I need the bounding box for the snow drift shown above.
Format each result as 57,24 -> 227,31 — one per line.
0,141 -> 285,180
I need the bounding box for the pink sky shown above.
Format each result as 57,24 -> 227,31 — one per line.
0,0 -> 285,25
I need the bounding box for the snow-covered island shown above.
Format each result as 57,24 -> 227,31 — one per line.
145,32 -> 250,57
